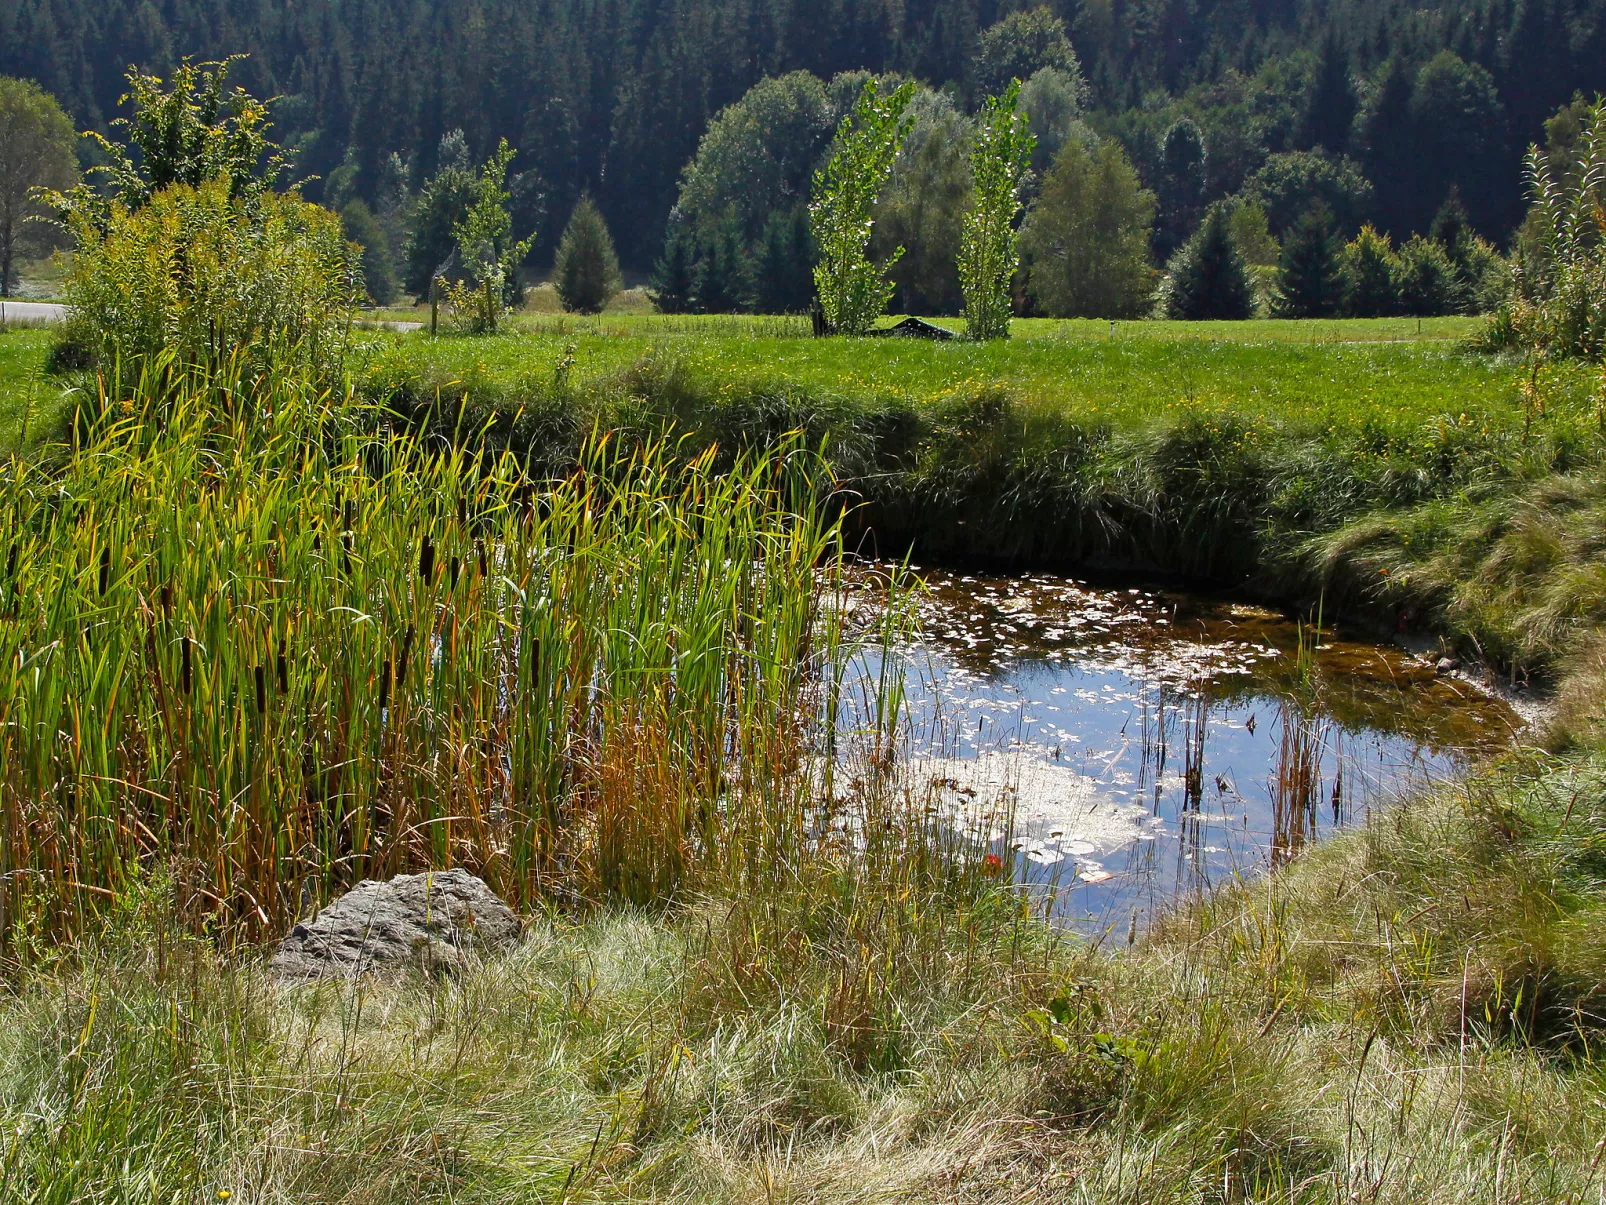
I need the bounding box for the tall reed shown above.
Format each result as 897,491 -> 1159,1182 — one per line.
0,353 -> 868,945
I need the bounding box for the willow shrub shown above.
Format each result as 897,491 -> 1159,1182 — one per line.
59,177 -> 361,375
0,355 -> 909,946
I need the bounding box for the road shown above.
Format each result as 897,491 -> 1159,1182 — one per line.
0,300 -> 65,323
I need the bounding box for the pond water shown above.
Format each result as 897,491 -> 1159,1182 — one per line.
869,567 -> 1524,934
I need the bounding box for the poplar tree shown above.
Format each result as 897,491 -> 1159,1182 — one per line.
809,78 -> 915,335
958,79 -> 1034,339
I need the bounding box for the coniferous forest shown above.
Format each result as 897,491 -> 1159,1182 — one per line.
5,0 -> 1603,281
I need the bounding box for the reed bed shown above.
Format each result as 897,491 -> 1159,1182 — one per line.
0,354 -> 898,947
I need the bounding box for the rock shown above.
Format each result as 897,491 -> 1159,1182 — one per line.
271,868 -> 521,980
1435,656 -> 1461,675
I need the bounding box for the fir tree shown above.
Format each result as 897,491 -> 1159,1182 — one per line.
650,224 -> 696,314
553,195 -> 622,314
1275,206 -> 1341,318
1166,205 -> 1253,320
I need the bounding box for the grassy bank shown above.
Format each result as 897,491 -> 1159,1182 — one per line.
355,318 -> 1604,680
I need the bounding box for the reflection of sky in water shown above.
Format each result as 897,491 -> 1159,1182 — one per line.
858,568 -> 1523,933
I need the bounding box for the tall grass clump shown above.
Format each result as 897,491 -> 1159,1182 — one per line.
0,351 -> 898,948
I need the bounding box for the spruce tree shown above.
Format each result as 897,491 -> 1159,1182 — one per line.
692,220 -> 750,313
650,226 -> 696,314
553,195 -> 623,314
1275,206 -> 1340,318
1166,205 -> 1253,321
754,207 -> 815,313
1396,234 -> 1465,316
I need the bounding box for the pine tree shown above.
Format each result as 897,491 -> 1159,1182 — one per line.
650,225 -> 696,314
1166,205 -> 1253,321
553,195 -> 623,314
1275,206 -> 1340,318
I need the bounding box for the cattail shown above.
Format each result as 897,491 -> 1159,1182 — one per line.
379,658 -> 391,712
419,534 -> 435,584
457,496 -> 467,527
450,556 -> 460,590
276,645 -> 288,693
398,625 -> 414,683
98,546 -> 110,595
255,665 -> 267,715
181,636 -> 192,695
160,583 -> 172,613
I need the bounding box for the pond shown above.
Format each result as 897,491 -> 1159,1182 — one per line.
864,567 -> 1524,934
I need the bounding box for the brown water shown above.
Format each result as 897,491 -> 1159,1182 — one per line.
872,567 -> 1523,931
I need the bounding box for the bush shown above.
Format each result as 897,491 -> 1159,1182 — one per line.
61,176 -> 360,374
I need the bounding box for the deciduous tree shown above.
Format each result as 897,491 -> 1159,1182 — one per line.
960,80 -> 1034,339
809,78 -> 914,335
0,75 -> 77,296
1021,136 -> 1156,319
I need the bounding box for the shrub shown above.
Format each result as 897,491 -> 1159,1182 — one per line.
60,176 -> 359,374
1485,101 -> 1606,358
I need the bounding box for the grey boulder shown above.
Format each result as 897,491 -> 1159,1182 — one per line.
271,868 -> 522,980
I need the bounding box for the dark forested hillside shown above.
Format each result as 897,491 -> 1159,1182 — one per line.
4,0 -> 1602,272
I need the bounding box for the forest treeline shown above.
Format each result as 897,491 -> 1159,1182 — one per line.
3,0 -> 1603,282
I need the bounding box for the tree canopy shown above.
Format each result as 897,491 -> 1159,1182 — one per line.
1,0 -> 1596,277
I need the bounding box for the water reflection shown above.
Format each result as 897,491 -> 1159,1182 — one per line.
876,567 -> 1522,933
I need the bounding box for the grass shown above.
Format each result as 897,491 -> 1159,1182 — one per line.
5,747 -> 1604,1201
362,315 -> 1516,434
355,318 -> 1604,662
